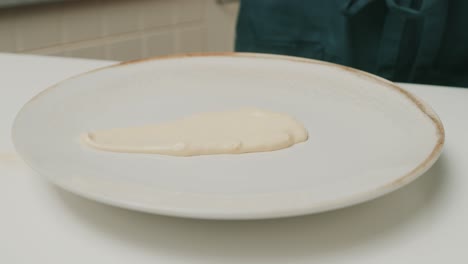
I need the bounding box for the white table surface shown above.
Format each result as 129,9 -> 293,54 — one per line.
1,53 -> 467,263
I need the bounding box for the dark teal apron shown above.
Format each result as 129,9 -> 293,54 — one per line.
236,0 -> 468,87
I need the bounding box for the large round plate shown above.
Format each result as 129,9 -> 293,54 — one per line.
12,53 -> 444,219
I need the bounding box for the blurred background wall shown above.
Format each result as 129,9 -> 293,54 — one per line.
0,0 -> 239,60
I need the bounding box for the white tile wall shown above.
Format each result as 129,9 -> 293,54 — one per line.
0,0 -> 239,61
146,31 -> 174,57
102,0 -> 141,36
0,9 -> 16,51
15,3 -> 63,50
108,36 -> 144,61
62,1 -> 102,43
204,0 -> 239,52
176,0 -> 204,23
66,44 -> 106,60
141,0 -> 175,30
176,26 -> 204,53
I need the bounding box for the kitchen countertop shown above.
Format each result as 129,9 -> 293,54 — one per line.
1,53 -> 467,263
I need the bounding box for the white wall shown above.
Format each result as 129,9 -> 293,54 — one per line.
0,0 -> 239,60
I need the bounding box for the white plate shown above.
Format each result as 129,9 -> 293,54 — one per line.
12,53 -> 444,220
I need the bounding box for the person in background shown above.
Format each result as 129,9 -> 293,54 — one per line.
235,0 -> 468,87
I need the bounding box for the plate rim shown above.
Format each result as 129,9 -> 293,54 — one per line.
12,52 -> 445,219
